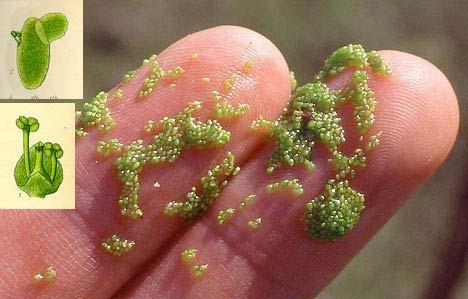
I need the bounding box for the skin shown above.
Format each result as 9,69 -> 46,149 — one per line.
0,26 -> 459,298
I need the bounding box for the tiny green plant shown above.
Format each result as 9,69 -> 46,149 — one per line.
181,249 -> 197,262
33,266 -> 56,283
11,13 -> 68,89
191,264 -> 208,278
266,179 -> 304,195
101,234 -> 135,256
14,116 -> 64,198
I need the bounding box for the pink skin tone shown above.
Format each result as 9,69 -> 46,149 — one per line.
0,26 -> 458,298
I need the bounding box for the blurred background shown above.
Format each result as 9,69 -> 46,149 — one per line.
84,1 -> 467,298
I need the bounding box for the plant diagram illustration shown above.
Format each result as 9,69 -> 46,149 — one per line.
14,116 -> 64,198
11,13 -> 68,89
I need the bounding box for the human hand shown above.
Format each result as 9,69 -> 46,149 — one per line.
0,26 -> 459,298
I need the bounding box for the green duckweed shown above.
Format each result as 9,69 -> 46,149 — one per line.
139,55 -> 165,97
181,248 -> 197,262
243,60 -> 254,73
33,266 -> 56,283
96,138 -> 123,157
266,179 -> 303,195
115,88 -> 124,98
213,101 -> 250,119
76,91 -> 115,136
290,71 -> 297,91
144,120 -> 154,133
248,217 -> 262,229
223,75 -> 236,93
252,44 -> 389,241
191,264 -> 208,278
165,151 -> 237,219
302,179 -> 365,241
217,193 -> 256,223
101,234 -> 135,256
167,66 -> 185,79
217,207 -> 236,224
123,70 -> 136,83
116,101 -> 231,218
211,90 -> 222,101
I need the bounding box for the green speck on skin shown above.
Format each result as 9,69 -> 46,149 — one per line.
181,248 -> 197,262
115,88 -> 124,98
214,101 -> 249,119
33,273 -> 43,282
33,266 -> 56,283
144,120 -> 154,133
248,217 -> 262,229
139,56 -> 165,97
75,127 -> 88,137
245,194 -> 256,203
211,90 -> 221,101
76,91 -> 115,134
223,75 -> 236,93
290,71 -> 297,91
96,138 -> 123,157
191,264 -> 208,278
365,132 -> 382,151
167,66 -> 185,79
123,70 -> 136,83
101,234 -> 135,256
266,179 -> 303,195
243,60 -> 254,73
217,207 -> 236,224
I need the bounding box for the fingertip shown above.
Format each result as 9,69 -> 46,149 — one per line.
364,50 -> 459,192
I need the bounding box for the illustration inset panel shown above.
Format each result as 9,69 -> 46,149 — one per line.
0,103 -> 75,209
0,0 -> 83,99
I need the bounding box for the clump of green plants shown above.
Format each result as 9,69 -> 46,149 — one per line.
214,100 -> 250,119
139,55 -> 165,97
116,101 -> 231,218
253,44 -> 389,241
14,116 -> 64,198
96,138 -> 123,157
76,91 -> 115,136
303,179 -> 365,241
11,13 -> 68,89
248,217 -> 262,229
180,248 -> 208,278
217,207 -> 236,224
266,179 -> 303,195
101,234 -> 135,256
165,151 -> 238,219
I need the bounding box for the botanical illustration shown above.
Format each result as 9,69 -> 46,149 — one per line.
11,13 -> 68,89
14,116 -> 64,198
